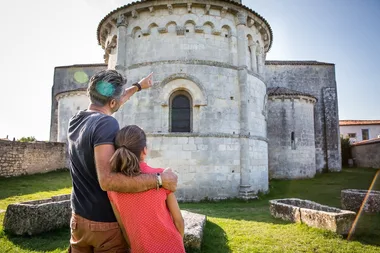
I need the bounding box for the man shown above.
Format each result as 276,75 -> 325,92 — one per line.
68,70 -> 178,252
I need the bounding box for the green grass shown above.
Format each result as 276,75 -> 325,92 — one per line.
0,168 -> 380,252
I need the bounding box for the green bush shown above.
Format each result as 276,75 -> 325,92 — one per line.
17,136 -> 36,142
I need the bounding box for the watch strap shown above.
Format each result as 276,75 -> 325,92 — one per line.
132,82 -> 142,92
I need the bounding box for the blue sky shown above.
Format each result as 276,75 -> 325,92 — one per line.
0,0 -> 379,141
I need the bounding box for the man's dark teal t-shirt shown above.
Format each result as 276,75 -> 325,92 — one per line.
68,110 -> 119,222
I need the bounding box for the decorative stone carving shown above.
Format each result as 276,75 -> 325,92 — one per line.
187,3 -> 192,13
142,29 -> 150,36
237,12 -> 247,26
247,18 -> 255,28
103,35 -> 117,64
149,6 -> 155,16
132,9 -> 138,18
116,14 -> 128,27
167,4 -> 173,14
158,27 -> 168,33
195,26 -> 204,33
221,7 -> 228,18
176,26 -> 186,36
205,4 -> 211,14
248,41 -> 257,48
263,33 -> 268,41
212,29 -> 221,35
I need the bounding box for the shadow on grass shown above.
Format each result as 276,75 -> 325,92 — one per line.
4,227 -> 70,252
195,220 -> 231,253
346,212 -> 380,247
0,170 -> 71,201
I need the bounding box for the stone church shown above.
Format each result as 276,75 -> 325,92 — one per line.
50,0 -> 341,201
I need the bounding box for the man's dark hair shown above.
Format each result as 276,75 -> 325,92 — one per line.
87,70 -> 126,106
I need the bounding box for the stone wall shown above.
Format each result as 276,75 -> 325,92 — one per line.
351,138 -> 380,168
265,62 -> 341,173
50,64 -> 107,142
267,96 -> 316,179
0,140 -> 67,177
146,134 -> 268,201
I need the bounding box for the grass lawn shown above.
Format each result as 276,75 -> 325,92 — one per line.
0,168 -> 379,252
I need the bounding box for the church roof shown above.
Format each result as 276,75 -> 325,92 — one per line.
265,60 -> 334,66
267,87 -> 316,100
96,0 -> 273,51
339,120 -> 380,126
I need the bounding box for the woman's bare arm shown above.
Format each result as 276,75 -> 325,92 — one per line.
166,193 -> 184,238
110,201 -> 131,247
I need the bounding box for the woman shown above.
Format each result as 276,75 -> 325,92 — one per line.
107,125 -> 185,253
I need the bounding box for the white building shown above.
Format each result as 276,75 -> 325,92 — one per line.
340,120 -> 380,143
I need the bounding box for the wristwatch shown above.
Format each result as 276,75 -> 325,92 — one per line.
157,173 -> 162,188
132,82 -> 142,92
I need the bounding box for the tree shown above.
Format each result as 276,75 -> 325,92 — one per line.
18,136 -> 37,142
340,136 -> 352,167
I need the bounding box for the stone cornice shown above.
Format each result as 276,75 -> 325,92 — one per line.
268,94 -> 317,104
55,90 -> 87,101
265,60 -> 334,66
97,0 -> 273,51
146,132 -> 268,142
127,59 -> 265,82
55,63 -> 107,69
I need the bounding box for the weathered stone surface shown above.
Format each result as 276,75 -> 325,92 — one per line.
351,140 -> 380,169
0,140 -> 67,177
182,210 -> 206,251
265,63 -> 341,173
4,195 -> 206,251
4,194 -> 71,235
269,198 -> 356,235
341,189 -> 380,213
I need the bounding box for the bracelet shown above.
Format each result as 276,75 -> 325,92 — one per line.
132,82 -> 142,92
157,173 -> 162,189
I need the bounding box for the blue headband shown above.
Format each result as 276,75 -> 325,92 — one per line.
96,81 -> 115,97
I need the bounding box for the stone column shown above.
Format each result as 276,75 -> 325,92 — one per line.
256,46 -> 264,76
237,12 -> 255,199
323,87 -> 342,172
249,41 -> 257,73
115,14 -> 128,73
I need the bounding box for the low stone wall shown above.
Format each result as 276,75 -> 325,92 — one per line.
351,138 -> 380,168
0,140 -> 67,177
4,195 -> 206,251
269,198 -> 356,235
341,189 -> 380,213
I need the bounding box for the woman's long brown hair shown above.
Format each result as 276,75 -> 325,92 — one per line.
110,125 -> 146,177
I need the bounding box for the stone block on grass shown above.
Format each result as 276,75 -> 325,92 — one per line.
4,194 -> 71,235
269,198 -> 356,235
182,210 -> 206,252
341,189 -> 380,213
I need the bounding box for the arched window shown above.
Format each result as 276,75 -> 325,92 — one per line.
170,91 -> 192,132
